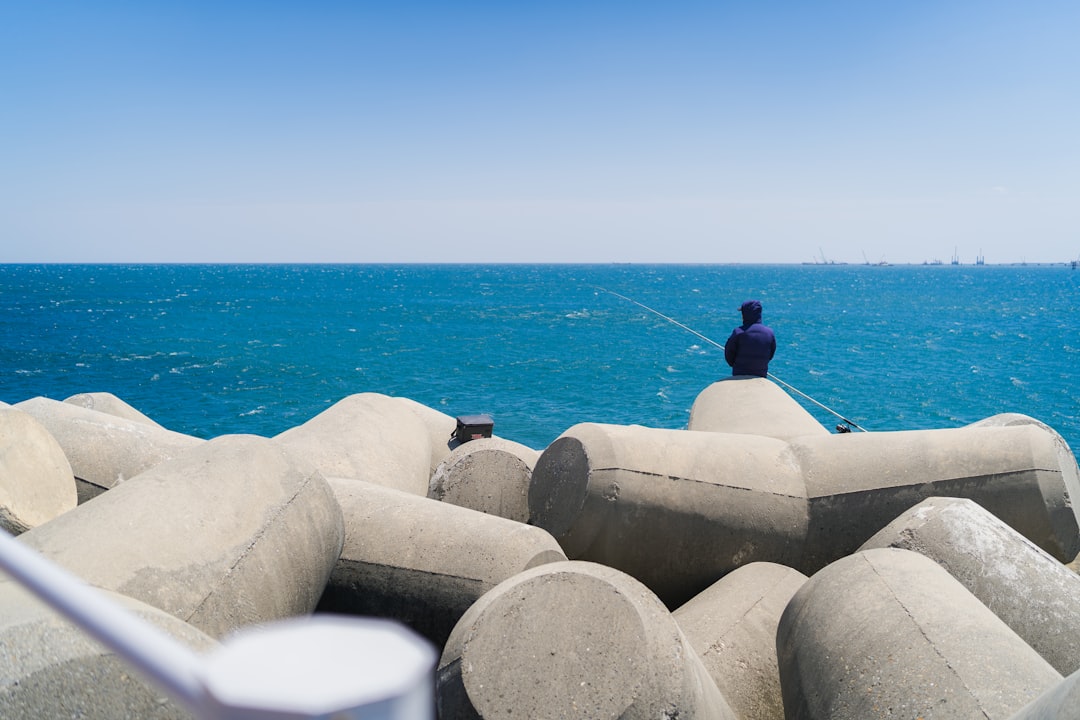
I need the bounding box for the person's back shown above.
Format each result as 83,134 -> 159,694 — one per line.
724,300 -> 775,377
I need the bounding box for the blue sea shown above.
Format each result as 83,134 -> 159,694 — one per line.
2,264 -> 1078,456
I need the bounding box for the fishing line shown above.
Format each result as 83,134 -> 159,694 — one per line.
595,286 -> 868,432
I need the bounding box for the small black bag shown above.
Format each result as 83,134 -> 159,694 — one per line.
453,414 -> 494,443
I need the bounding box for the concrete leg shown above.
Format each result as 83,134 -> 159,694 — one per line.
14,396 -> 204,502
860,496 -> 1080,675
0,406 -> 77,534
273,392 -> 434,496
428,437 -> 539,523
528,423 -> 808,608
437,560 -> 737,719
673,562 -> 807,720
319,477 -> 564,648
777,548 -> 1061,719
795,424 -> 1080,569
688,377 -> 828,440
17,434 -> 343,639
63,391 -> 164,428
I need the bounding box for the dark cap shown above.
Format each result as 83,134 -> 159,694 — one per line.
739,300 -> 762,312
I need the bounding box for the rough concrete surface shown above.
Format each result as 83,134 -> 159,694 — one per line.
428,436 -> 539,523
860,496 -> 1080,675
794,423 -> 1080,570
17,434 -> 344,638
273,392 -> 433,496
674,562 -> 808,720
0,406 -> 77,534
63,391 -> 164,427
318,476 -> 564,647
529,422 -> 808,608
438,560 -> 736,719
0,581 -> 217,720
14,396 -> 204,502
394,395 -> 461,478
777,547 -> 1061,720
688,377 -> 829,440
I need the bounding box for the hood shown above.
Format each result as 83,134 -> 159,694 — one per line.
740,300 -> 763,325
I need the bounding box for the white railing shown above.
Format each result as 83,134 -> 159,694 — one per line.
0,529 -> 435,719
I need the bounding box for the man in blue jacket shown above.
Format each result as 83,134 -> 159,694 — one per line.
724,300 -> 775,377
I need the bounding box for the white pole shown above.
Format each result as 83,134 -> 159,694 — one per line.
0,529 -> 208,713
0,529 -> 436,719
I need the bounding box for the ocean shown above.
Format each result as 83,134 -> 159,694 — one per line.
2,263 -> 1078,455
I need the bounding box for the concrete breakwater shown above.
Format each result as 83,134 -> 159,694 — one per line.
1,378 -> 1080,718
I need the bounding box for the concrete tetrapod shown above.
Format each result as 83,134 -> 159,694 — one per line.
428,436 -> 540,523
17,434 -> 344,639
860,496 -> 1080,675
395,395 -> 460,478
273,392 -> 433,496
776,548 -> 1061,720
0,582 -> 217,719
317,477 -> 565,648
967,412 -> 1080,539
528,423 -> 807,608
792,423 -> 1080,570
63,391 -> 164,427
438,560 -> 737,720
0,406 -> 77,534
529,421 -> 1080,607
673,562 -> 808,720
687,377 -> 829,440
14,396 -> 204,503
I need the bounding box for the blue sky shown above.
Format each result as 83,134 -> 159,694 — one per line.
2,2 -> 1078,264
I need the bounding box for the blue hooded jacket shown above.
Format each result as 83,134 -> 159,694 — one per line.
724,300 -> 776,377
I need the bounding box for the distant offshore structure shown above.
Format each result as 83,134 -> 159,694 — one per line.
804,248 -> 1080,267
938,247 -> 985,266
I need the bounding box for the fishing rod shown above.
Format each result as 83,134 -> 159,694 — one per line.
595,286 -> 869,433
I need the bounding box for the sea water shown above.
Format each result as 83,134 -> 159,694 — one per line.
2,263 -> 1078,454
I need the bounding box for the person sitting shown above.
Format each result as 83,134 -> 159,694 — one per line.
724,300 -> 775,378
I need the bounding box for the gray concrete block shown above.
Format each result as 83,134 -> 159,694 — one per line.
18,434 -> 344,639
438,560 -> 737,719
860,496 -> 1080,675
0,406 -> 77,534
793,424 -> 1080,569
968,412 -> 1080,553
777,548 -> 1061,720
529,420 -> 1080,606
673,562 -> 808,720
688,377 -> 829,440
63,391 -> 164,427
394,395 -> 460,478
14,396 -> 204,503
0,581 -> 217,719
318,477 -> 565,647
528,422 -> 808,608
273,392 -> 433,496
428,436 -> 539,523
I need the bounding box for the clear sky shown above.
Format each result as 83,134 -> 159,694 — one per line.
3,1 -> 1078,264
